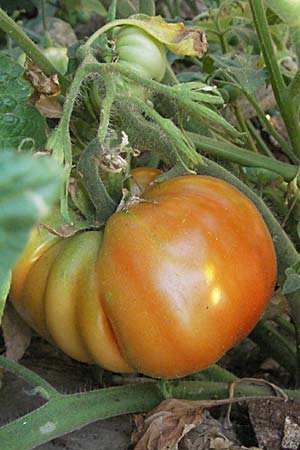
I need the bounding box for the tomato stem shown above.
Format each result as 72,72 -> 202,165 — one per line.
190,133 -> 299,182
0,356 -> 58,400
249,0 -> 300,157
78,139 -> 117,221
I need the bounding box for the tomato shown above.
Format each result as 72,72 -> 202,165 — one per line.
11,168 -> 276,378
115,26 -> 167,81
18,47 -> 68,75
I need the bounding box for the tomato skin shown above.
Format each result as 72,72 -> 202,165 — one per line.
115,26 -> 167,81
11,169 -> 276,378
18,47 -> 68,74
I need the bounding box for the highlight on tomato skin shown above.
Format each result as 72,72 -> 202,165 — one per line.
10,168 -> 277,379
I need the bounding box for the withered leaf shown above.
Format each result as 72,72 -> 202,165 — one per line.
132,398 -> 204,450
2,302 -> 31,362
23,59 -> 61,118
24,59 -> 60,96
123,15 -> 208,58
35,95 -> 62,118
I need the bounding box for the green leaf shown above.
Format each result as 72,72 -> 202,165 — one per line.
283,261 -> 300,294
242,167 -> 283,186
0,270 -> 11,325
0,150 -> 64,288
0,54 -> 47,150
79,0 -> 107,15
61,0 -> 107,16
204,54 -> 269,94
139,0 -> 155,15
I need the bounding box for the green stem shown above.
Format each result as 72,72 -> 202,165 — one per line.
110,63 -> 239,139
0,8 -> 65,81
241,89 -> 298,163
0,356 -> 58,400
290,26 -> 300,68
249,0 -> 300,157
189,133 -> 298,182
246,119 -> 275,158
250,321 -> 298,376
40,0 -> 51,46
97,78 -> 115,143
77,139 -> 117,221
215,14 -> 228,54
50,59 -> 104,219
276,317 -> 296,336
124,95 -> 202,169
84,18 -> 157,50
196,155 -> 300,324
233,104 -> 258,152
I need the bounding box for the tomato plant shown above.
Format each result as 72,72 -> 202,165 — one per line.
11,168 -> 276,378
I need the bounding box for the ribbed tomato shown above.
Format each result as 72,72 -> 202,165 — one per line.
10,168 -> 276,378
115,26 -> 167,81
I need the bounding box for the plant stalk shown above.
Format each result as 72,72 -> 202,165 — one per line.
189,133 -> 298,182
249,0 -> 300,157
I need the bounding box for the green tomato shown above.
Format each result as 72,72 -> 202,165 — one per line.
43,47 -> 68,75
18,46 -> 68,75
115,26 -> 167,81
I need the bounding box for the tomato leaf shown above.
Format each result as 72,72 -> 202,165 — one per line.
0,149 -> 64,301
61,0 -> 107,16
283,261 -> 300,294
0,53 -> 47,150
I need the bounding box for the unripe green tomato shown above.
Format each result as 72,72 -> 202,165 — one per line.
43,47 -> 68,74
264,0 -> 300,26
18,46 -> 68,75
115,26 -> 167,81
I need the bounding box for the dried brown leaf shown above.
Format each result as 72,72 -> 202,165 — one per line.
132,399 -> 204,450
25,59 -> 60,96
35,95 -> 62,118
2,302 -> 31,362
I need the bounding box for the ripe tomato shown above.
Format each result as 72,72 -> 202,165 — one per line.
115,26 -> 167,81
11,169 -> 276,378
